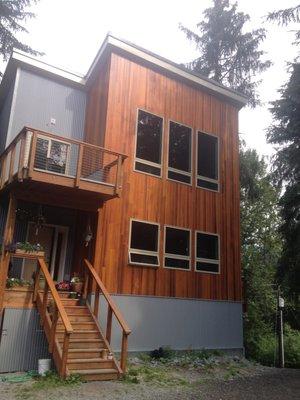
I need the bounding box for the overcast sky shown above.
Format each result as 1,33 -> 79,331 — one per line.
8,0 -> 300,160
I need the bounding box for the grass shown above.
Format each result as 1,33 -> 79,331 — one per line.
123,365 -> 189,386
15,371 -> 82,400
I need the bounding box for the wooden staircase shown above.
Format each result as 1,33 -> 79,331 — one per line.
33,257 -> 131,381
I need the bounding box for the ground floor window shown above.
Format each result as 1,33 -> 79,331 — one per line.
195,231 -> 220,273
129,219 -> 160,267
164,226 -> 191,270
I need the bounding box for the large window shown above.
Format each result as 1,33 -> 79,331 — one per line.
195,231 -> 220,274
197,132 -> 219,191
134,110 -> 163,177
168,121 -> 192,184
129,219 -> 160,267
164,226 -> 190,270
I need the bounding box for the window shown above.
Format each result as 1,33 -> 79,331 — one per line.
134,109 -> 163,177
168,121 -> 192,184
197,132 -> 219,191
34,136 -> 70,175
164,226 -> 190,270
195,232 -> 220,273
129,219 -> 159,267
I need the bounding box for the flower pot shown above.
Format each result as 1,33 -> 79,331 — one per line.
72,282 -> 83,293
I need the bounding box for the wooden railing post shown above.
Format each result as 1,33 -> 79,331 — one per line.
27,131 -> 37,176
83,272 -> 89,300
115,155 -> 123,196
94,286 -> 100,318
61,332 -> 71,378
120,332 -> 129,372
8,147 -> 15,183
106,305 -> 113,343
17,135 -> 26,181
49,305 -> 58,353
40,281 -> 49,326
75,144 -> 84,188
33,265 -> 41,302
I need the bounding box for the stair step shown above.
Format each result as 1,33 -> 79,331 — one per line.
60,339 -> 105,349
56,330 -> 100,340
64,306 -> 89,315
67,358 -> 115,370
72,368 -> 119,381
57,322 -> 96,330
67,349 -> 105,359
58,315 -> 93,323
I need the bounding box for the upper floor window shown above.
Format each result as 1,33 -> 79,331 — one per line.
129,219 -> 160,267
134,110 -> 163,177
195,231 -> 220,274
168,121 -> 192,184
164,226 -> 191,270
197,132 -> 219,191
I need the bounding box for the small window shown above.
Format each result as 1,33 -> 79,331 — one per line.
164,226 -> 190,270
195,232 -> 220,274
197,132 -> 219,191
134,110 -> 163,177
129,219 -> 159,267
168,121 -> 192,184
35,136 -> 70,175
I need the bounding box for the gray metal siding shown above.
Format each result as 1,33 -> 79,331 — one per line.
0,308 -> 50,373
96,295 -> 243,352
0,82 -> 14,153
7,69 -> 86,146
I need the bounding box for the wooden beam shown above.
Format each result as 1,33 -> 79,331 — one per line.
0,195 -> 17,315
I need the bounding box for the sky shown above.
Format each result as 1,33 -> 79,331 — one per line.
6,0 -> 300,160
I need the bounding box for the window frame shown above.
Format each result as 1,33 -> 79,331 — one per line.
196,131 -> 220,192
163,224 -> 191,271
128,218 -> 160,268
194,230 -> 220,275
35,134 -> 71,176
133,108 -> 164,179
167,119 -> 193,186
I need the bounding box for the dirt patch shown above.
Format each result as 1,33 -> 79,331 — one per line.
0,356 -> 299,400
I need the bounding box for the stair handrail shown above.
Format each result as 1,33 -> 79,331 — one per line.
33,257 -> 73,377
83,258 -> 131,372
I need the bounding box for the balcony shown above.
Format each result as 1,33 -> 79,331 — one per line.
0,128 -> 127,210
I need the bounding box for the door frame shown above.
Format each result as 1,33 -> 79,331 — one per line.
22,222 -> 69,282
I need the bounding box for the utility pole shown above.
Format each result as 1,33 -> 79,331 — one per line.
278,286 -> 285,368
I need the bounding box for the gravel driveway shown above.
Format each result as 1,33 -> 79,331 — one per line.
0,364 -> 299,399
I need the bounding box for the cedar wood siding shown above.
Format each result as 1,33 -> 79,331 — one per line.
84,51 -> 241,302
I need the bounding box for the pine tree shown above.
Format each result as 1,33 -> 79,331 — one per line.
0,0 -> 42,76
179,0 -> 271,107
267,5 -> 300,48
267,64 -> 300,328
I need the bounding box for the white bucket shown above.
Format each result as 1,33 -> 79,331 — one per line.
38,358 -> 51,376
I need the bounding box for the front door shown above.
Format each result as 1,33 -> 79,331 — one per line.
22,223 -> 68,283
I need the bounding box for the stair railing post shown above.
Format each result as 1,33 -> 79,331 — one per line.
41,280 -> 49,326
120,332 -> 129,372
61,332 -> 70,378
49,305 -> 58,353
83,272 -> 89,301
33,263 -> 41,302
94,286 -> 100,319
106,305 -> 113,344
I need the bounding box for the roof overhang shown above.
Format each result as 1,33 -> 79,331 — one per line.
0,35 -> 248,110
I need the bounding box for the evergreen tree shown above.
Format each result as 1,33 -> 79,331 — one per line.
179,0 -> 271,107
240,141 -> 282,358
267,65 -> 300,327
267,5 -> 300,48
0,0 -> 42,76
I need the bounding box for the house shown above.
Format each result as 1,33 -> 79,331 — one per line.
0,34 -> 247,380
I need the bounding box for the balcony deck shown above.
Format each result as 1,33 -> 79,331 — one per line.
0,128 -> 126,210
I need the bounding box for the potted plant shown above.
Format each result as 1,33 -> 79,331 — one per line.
6,277 -> 32,289
55,281 -> 71,291
7,242 -> 45,257
71,276 -> 84,293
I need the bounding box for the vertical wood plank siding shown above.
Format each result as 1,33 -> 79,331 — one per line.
85,52 -> 241,302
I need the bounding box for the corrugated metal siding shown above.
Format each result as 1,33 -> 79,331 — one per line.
0,308 -> 50,373
7,69 -> 86,146
0,82 -> 14,153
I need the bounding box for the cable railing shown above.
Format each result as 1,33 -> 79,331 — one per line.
0,127 -> 126,196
